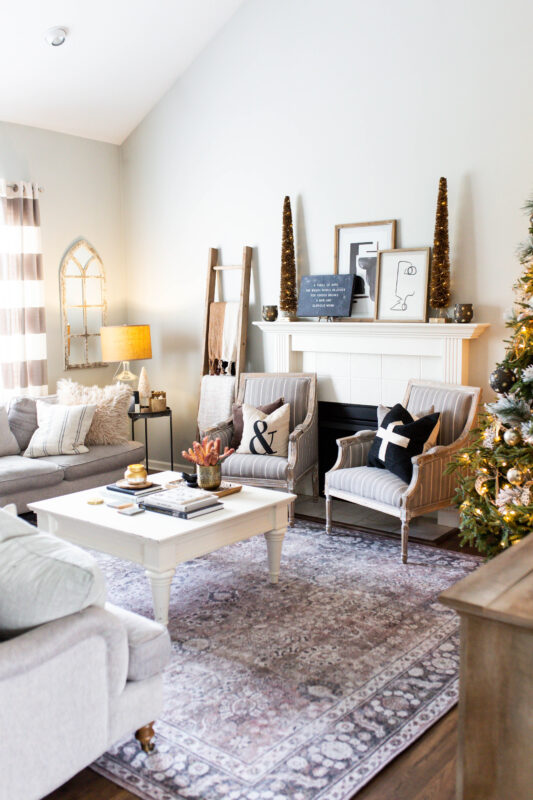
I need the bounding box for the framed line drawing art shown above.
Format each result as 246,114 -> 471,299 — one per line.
375,248 -> 430,322
334,220 -> 396,320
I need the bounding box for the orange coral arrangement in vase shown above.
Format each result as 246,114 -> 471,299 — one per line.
181,437 -> 234,490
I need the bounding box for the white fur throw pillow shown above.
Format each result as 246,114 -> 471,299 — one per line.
237,402 -> 290,458
57,379 -> 131,445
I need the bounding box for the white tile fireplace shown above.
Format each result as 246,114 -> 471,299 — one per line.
253,321 -> 489,404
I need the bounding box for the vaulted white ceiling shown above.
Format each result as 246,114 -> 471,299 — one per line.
0,0 -> 245,144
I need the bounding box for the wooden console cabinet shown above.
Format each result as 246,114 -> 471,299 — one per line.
440,535 -> 533,799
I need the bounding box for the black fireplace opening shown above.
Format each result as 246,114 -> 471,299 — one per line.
318,401 -> 378,493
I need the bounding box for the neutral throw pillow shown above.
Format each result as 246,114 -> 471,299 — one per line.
0,406 -> 20,456
57,379 -> 131,445
7,394 -> 57,450
230,397 -> 284,450
0,508 -> 106,637
367,403 -> 441,483
377,404 -> 438,452
237,402 -> 291,458
24,401 -> 96,458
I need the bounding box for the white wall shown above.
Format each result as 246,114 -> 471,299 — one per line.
0,121 -> 126,391
124,0 -> 533,461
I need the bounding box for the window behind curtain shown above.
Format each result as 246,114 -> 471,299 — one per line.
0,180 -> 47,404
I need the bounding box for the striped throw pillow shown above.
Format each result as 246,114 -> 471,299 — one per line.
24,402 -> 96,458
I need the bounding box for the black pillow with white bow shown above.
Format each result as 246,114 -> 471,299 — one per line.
367,403 -> 441,483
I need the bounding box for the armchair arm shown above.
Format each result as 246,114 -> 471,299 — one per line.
403,440 -> 465,510
0,606 -> 128,695
288,416 -> 318,479
329,430 -> 377,472
200,417 -> 234,450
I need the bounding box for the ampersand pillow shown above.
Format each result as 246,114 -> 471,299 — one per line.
237,402 -> 290,457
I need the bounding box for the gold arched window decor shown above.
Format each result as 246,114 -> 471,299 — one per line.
60,239 -> 107,369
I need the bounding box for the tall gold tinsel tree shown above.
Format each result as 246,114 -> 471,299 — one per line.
430,177 -> 451,313
279,195 -> 297,316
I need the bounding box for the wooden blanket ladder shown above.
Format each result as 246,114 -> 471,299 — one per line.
200,246 -> 252,383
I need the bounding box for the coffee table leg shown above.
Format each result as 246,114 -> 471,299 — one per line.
145,568 -> 175,625
264,528 -> 285,584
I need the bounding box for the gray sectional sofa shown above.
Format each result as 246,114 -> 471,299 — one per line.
0,395 -> 145,512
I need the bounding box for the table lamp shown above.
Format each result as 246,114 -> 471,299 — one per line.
100,324 -> 152,384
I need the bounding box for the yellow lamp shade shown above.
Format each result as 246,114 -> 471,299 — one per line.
100,325 -> 152,362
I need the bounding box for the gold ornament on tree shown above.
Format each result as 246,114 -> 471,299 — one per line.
507,467 -> 524,486
503,427 -> 521,447
279,195 -> 297,317
429,177 -> 451,318
474,475 -> 490,496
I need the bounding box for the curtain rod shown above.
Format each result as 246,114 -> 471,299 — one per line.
7,183 -> 44,193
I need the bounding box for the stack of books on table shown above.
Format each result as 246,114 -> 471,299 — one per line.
139,486 -> 223,519
106,483 -> 163,498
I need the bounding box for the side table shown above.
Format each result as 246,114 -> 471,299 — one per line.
440,535 -> 533,799
128,408 -> 174,472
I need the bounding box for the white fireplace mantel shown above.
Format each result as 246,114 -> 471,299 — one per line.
253,320 -> 489,407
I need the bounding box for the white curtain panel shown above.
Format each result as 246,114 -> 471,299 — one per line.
0,180 -> 47,404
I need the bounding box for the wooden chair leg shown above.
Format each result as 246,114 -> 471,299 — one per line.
401,520 -> 409,564
325,495 -> 332,534
288,500 -> 295,527
312,465 -> 319,502
135,722 -> 155,753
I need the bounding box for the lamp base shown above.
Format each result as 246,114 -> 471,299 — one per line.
113,360 -> 137,384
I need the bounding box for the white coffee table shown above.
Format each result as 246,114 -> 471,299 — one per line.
29,472 -> 295,626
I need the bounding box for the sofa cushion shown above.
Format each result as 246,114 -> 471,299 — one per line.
0,506 -> 35,542
24,402 -> 97,458
0,508 -> 107,637
106,602 -> 171,681
57,379 -> 132,445
0,455 -> 64,494
40,441 -> 146,482
0,406 -> 20,456
327,466 -> 408,508
7,394 -> 57,450
221,453 -> 288,481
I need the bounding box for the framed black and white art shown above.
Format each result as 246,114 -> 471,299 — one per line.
334,220 -> 396,320
375,248 -> 430,323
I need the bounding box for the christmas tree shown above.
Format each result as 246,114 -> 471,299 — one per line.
451,197 -> 533,557
429,177 -> 451,312
279,195 -> 297,316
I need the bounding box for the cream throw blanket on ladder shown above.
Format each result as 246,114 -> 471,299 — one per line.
208,301 -> 239,375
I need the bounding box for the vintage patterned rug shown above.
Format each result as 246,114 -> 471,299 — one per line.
92,520 -> 479,800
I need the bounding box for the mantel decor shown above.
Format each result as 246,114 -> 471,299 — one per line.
334,219 -> 396,320
375,248 -> 430,322
297,274 -> 355,318
429,177 -> 451,322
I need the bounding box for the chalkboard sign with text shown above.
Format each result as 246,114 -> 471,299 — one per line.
297,274 -> 355,318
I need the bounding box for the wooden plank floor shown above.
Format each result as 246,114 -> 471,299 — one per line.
45,521 -> 469,800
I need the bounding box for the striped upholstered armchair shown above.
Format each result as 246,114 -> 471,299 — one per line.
325,380 -> 481,563
202,373 -> 318,525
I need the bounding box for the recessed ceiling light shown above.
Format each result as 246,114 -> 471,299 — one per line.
44,27 -> 67,47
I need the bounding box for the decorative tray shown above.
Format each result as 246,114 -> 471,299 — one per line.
115,478 -> 155,490
211,482 -> 243,498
